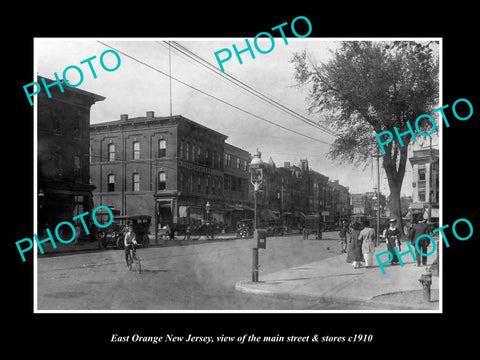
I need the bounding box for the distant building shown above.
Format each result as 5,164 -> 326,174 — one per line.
409,148 -> 439,221
223,143 -> 252,226
37,76 -> 105,234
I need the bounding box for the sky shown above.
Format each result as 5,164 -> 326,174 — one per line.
34,37 -> 440,197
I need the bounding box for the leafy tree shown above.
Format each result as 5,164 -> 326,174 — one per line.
291,41 -> 439,232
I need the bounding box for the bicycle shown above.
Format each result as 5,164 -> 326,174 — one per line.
126,244 -> 142,274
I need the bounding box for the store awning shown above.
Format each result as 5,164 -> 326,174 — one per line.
225,204 -> 254,212
260,208 -> 280,221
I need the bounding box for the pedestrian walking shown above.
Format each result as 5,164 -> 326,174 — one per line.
74,221 -> 82,246
346,222 -> 363,268
339,221 -> 349,253
409,218 -> 431,266
384,218 -> 401,265
359,220 -> 376,268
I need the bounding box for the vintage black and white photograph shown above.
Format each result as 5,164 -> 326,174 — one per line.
33,37 -> 441,312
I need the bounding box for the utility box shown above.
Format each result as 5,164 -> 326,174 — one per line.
254,229 -> 267,249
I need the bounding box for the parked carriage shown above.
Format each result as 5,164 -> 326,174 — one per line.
96,211 -> 151,249
302,214 -> 323,240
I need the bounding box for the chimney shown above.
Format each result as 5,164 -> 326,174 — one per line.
146,111 -> 154,118
120,114 -> 128,121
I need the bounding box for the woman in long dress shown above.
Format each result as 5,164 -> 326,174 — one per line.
359,220 -> 376,268
384,219 -> 401,265
346,222 -> 363,268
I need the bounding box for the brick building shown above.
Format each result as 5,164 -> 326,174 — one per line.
37,76 -> 105,234
90,112 -> 251,233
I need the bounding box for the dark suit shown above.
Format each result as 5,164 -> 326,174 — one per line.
409,222 -> 430,266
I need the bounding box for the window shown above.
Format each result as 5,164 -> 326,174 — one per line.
73,155 -> 81,181
186,142 -> 190,161
132,173 -> 140,191
133,141 -> 140,160
158,139 -> 166,158
205,176 -> 209,194
205,149 -> 210,166
108,143 -> 115,161
192,144 -> 196,162
224,174 -> 230,190
108,174 -> 115,192
418,168 -> 426,181
189,174 -> 193,192
224,153 -> 231,167
236,157 -> 240,169
180,172 -> 185,191
158,171 -> 166,190
197,176 -> 202,193
197,146 -> 201,163
180,141 -> 184,159
419,190 -> 426,202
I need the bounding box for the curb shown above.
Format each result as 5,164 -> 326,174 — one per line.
234,280 -> 438,310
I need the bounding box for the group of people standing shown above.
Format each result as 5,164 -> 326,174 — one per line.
342,217 -> 432,269
341,220 -> 376,269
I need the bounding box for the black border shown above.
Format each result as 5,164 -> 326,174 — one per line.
8,5 -> 478,353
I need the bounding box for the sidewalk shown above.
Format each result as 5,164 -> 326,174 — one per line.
235,242 -> 440,311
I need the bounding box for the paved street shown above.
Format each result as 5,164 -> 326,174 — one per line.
37,232 -> 369,311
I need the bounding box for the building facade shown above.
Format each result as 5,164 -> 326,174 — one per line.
38,76 -> 105,234
409,148 -> 439,221
223,143 -> 253,227
90,112 -> 252,233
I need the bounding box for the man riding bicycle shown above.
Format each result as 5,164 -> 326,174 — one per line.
124,225 -> 138,268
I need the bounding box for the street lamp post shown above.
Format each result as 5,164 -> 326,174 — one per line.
205,201 -> 211,222
249,149 -> 264,282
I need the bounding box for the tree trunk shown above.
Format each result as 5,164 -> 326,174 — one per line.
383,144 -> 409,236
388,179 -> 404,235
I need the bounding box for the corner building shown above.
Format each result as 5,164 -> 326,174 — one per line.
90,112 -> 250,232
38,76 -> 105,234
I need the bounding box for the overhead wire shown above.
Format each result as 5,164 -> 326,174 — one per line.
164,40 -> 338,138
96,40 -> 332,146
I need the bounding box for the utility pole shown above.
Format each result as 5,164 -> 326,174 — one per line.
372,151 -> 381,246
169,40 -> 172,118
428,136 -> 433,224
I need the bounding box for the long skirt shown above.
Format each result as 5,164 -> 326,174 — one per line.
364,252 -> 374,267
386,238 -> 399,263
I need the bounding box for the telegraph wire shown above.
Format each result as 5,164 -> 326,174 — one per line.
164,40 -> 338,138
96,41 -> 332,146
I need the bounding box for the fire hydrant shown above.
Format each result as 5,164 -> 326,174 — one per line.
418,270 -> 432,303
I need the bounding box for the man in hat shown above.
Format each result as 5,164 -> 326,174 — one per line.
338,221 -> 349,253
384,218 -> 401,265
409,218 -> 431,266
